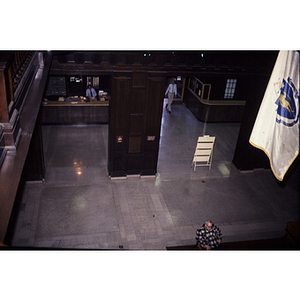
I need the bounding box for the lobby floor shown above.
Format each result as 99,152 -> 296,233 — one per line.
10,99 -> 299,250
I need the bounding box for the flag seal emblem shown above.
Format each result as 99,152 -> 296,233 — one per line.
275,76 -> 299,127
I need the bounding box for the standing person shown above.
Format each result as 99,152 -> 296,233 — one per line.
86,84 -> 97,101
196,220 -> 227,250
165,78 -> 177,113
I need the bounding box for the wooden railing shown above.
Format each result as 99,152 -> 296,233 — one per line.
0,51 -> 40,159
184,76 -> 246,123
188,76 -> 211,102
11,52 -> 34,92
6,52 -> 38,114
0,125 -> 5,169
0,51 -> 52,244
1,52 -> 35,110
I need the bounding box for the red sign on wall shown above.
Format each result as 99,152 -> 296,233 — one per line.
117,136 -> 123,143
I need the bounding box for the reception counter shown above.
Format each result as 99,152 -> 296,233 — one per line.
41,100 -> 109,124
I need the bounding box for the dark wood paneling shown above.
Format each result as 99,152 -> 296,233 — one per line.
142,72 -> 166,175
132,72 -> 147,87
185,88 -> 245,123
232,76 -> 272,171
66,75 -> 84,97
146,73 -> 166,134
128,136 -> 141,153
109,73 -> 132,177
0,51 -> 52,244
0,126 -> 6,168
114,76 -> 131,132
126,155 -> 143,174
50,51 -> 278,78
1,53 -> 39,152
41,104 -> 109,124
112,151 -> 126,176
23,106 -> 45,181
129,114 -> 143,134
130,88 -> 146,113
0,68 -> 10,123
126,72 -> 147,173
109,71 -> 166,177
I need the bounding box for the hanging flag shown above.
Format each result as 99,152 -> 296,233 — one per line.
249,50 -> 299,181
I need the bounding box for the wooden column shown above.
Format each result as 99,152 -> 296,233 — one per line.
109,72 -> 132,177
108,70 -> 166,177
0,58 -> 22,153
232,74 -> 272,171
0,66 -> 10,163
23,106 -> 45,181
0,53 -> 13,124
142,71 -> 165,175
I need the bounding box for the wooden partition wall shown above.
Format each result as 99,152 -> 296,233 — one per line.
185,87 -> 246,123
109,71 -> 166,177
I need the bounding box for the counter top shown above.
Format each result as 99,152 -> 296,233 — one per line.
42,100 -> 109,107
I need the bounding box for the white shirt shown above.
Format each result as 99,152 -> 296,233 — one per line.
166,83 -> 177,95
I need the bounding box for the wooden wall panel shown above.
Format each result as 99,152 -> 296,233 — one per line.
109,71 -> 166,177
128,136 -> 141,153
129,114 -> 143,134
126,155 -> 143,175
146,73 -> 166,134
0,126 -> 7,169
109,73 -> 131,177
126,72 -> 147,173
23,107 -> 45,181
132,72 -> 147,87
130,88 -> 146,113
232,75 -> 272,171
142,72 -> 166,175
41,105 -> 109,124
114,76 -> 130,132
185,88 -> 245,123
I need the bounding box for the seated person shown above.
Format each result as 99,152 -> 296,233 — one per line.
86,84 -> 97,101
196,220 -> 227,250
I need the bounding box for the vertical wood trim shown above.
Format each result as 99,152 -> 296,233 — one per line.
0,70 -> 10,123
181,77 -> 186,103
6,65 -> 14,105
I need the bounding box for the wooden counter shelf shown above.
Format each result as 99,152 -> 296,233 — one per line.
42,100 -> 109,106
41,100 -> 109,124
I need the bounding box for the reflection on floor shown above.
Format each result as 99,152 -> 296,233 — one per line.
10,100 -> 299,250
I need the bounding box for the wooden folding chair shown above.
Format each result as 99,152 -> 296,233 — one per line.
191,136 -> 215,171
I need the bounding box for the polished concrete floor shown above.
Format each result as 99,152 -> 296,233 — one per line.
10,99 -> 299,250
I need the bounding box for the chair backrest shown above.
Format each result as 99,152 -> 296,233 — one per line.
197,136 -> 215,150
197,136 -> 215,143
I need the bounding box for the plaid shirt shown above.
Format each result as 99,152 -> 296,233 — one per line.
196,224 -> 222,249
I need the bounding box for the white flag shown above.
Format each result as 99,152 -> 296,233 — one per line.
249,51 -> 299,181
